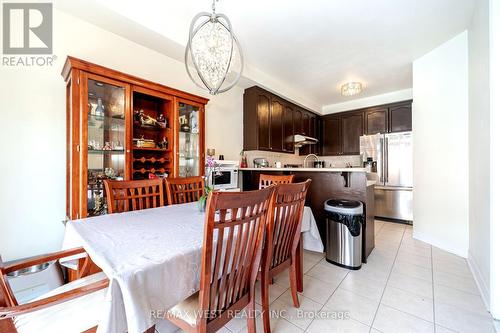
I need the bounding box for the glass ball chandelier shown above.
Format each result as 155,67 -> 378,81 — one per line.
185,0 -> 244,95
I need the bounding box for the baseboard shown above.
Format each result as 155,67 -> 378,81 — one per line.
467,250 -> 491,311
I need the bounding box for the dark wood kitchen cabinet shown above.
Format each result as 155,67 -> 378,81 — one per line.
298,111 -> 321,155
365,107 -> 388,134
322,116 -> 342,155
270,97 -> 284,151
283,104 -> 295,152
294,108 -> 303,135
341,112 -> 364,155
244,86 -> 319,154
243,87 -> 271,150
389,103 -> 412,132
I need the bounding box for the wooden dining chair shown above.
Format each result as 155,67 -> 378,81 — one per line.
165,176 -> 205,205
258,174 -> 294,189
104,179 -> 164,213
0,247 -> 109,333
165,186 -> 275,333
259,180 -> 312,333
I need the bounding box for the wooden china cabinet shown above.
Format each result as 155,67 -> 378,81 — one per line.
62,57 -> 208,219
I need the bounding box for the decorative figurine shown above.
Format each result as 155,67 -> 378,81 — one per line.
103,141 -> 112,150
159,137 -> 168,149
104,167 -> 116,179
179,115 -> 191,132
93,191 -> 104,215
157,114 -> 167,128
114,141 -> 124,150
133,110 -> 142,123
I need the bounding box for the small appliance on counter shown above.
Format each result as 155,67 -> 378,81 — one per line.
207,160 -> 239,190
253,158 -> 269,168
363,157 -> 377,173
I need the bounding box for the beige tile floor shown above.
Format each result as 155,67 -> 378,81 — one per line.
157,220 -> 498,333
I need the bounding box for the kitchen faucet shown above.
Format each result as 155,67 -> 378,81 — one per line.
303,154 -> 319,167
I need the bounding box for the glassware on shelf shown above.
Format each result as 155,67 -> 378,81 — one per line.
95,98 -> 105,117
178,102 -> 201,177
86,78 -> 126,216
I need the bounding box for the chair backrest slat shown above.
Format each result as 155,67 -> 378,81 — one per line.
258,174 -> 294,189
165,176 -> 205,205
198,187 -> 274,328
265,180 -> 311,270
104,179 -> 164,214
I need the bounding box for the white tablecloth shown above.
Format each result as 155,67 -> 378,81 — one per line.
62,202 -> 323,333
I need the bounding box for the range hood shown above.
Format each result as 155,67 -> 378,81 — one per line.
293,134 -> 318,147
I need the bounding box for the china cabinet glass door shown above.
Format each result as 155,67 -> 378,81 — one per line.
85,76 -> 127,216
178,102 -> 201,177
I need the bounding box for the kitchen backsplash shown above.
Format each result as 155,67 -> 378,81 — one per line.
243,150 -> 362,168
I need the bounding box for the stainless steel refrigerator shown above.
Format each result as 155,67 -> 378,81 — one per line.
360,132 -> 413,222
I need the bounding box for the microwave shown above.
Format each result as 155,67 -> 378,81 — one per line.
208,166 -> 238,190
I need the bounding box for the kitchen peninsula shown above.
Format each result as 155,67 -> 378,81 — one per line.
240,167 -> 375,260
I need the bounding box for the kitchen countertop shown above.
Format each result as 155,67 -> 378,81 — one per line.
239,167 -> 367,172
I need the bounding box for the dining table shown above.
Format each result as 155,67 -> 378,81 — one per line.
61,202 -> 324,333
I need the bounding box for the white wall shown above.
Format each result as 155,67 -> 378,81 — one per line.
322,89 -> 413,115
467,0 -> 491,310
412,31 -> 469,257
489,0 -> 500,321
0,9 -> 244,261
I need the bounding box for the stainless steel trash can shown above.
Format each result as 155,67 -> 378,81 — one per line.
324,199 -> 364,270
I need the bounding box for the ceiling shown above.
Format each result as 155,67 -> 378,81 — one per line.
57,0 -> 476,107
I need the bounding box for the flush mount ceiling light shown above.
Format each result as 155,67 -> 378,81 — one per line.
340,82 -> 363,96
185,0 -> 244,95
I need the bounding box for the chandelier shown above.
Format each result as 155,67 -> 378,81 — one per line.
341,82 -> 363,96
185,0 -> 244,95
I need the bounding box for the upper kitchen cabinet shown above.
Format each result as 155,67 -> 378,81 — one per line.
244,87 -> 271,151
244,86 -> 319,154
299,112 -> 320,155
319,100 -> 412,156
270,97 -> 284,151
283,103 -> 295,153
365,107 -> 388,135
389,102 -> 412,132
322,115 -> 342,155
294,107 -> 304,135
341,112 -> 364,155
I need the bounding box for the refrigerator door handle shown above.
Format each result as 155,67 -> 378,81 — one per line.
384,137 -> 389,184
379,137 -> 385,183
